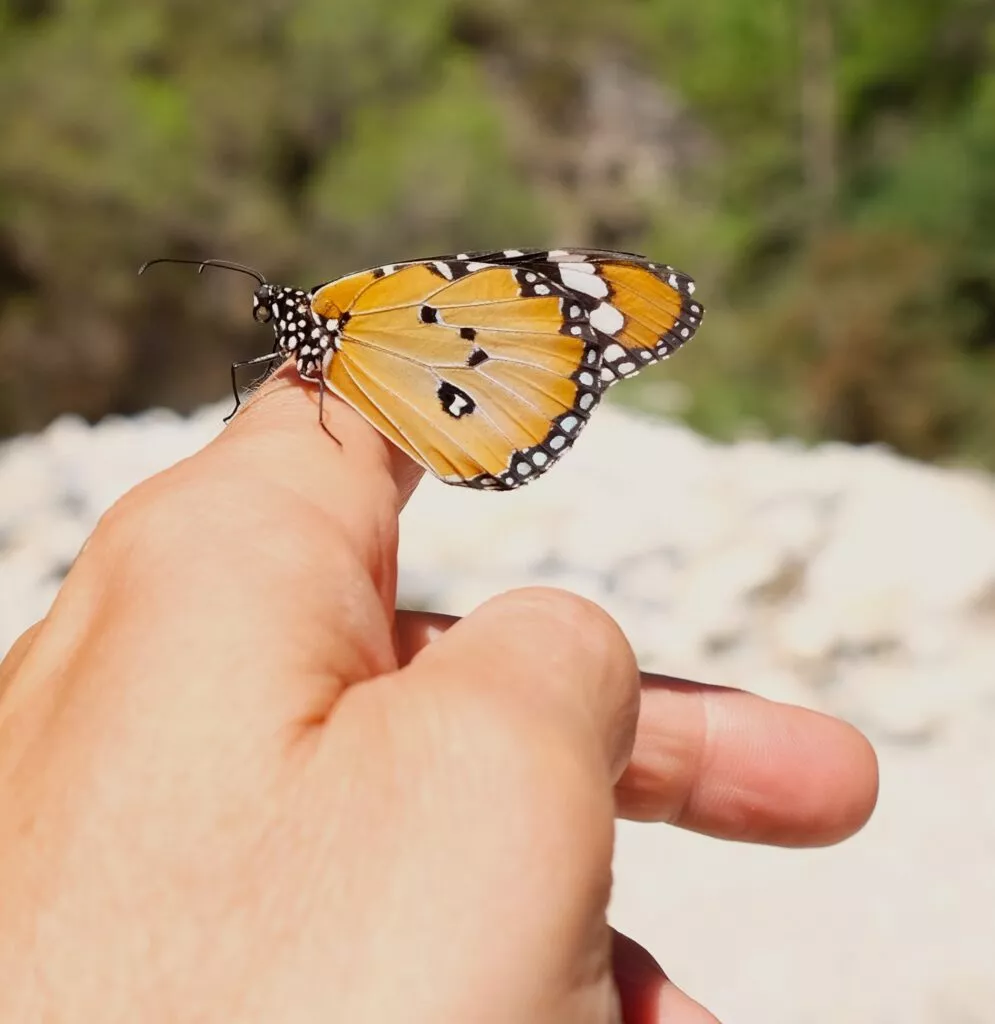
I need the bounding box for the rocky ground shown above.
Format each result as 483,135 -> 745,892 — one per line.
2,402 -> 994,1023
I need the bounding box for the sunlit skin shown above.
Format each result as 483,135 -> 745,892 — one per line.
0,368 -> 878,1023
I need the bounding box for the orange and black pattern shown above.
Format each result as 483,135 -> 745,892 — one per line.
249,248 -> 704,490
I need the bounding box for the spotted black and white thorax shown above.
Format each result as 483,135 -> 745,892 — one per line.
252,284 -> 340,379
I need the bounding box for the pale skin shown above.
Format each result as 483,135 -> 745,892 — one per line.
0,367 -> 879,1023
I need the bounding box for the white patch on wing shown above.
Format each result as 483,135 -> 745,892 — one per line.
559,266 -> 609,298
590,302 -> 625,335
448,392 -> 470,415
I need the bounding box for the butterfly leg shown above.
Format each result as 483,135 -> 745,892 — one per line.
315,382 -> 342,447
223,351 -> 285,423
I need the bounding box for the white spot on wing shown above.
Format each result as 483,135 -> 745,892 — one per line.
503,248 -> 525,258
466,262 -> 489,273
590,302 -> 625,335
448,393 -> 470,415
433,261 -> 454,280
604,342 -> 626,363
579,393 -> 595,410
560,266 -> 609,298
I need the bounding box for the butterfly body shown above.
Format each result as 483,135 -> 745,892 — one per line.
211,249 -> 703,490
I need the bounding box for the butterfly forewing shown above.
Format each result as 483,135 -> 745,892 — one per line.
313,261 -> 603,490
451,250 -> 705,387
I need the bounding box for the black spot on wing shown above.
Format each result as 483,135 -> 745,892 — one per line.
437,380 -> 475,419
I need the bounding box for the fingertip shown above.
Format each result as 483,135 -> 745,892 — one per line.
612,929 -> 721,1024
727,698 -> 880,846
217,366 -> 424,514
801,709 -> 880,842
616,680 -> 880,846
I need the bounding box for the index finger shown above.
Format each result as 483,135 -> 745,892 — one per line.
9,371 -> 423,727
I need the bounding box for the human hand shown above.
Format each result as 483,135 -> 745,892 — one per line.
0,368 -> 878,1023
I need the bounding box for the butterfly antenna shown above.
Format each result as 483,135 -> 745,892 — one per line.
138,257 -> 267,286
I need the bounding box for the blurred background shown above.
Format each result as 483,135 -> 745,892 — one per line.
2,0 -> 994,466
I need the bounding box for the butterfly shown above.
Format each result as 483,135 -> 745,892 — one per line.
139,249 -> 704,490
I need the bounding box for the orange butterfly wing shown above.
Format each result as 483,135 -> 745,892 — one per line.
311,261 -> 602,490
304,250 -> 704,490
446,250 -> 705,387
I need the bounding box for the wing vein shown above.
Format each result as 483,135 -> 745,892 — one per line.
341,355 -> 498,478
339,331 -> 575,375
333,359 -> 464,478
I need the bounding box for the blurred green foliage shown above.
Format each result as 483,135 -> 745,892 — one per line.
0,0 -> 993,467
